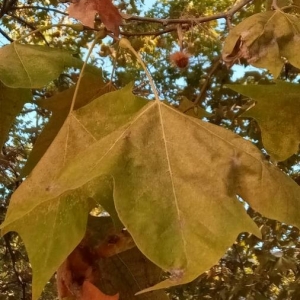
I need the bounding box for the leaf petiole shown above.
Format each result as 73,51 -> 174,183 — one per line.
119,38 -> 160,102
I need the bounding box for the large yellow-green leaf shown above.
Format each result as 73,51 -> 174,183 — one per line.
228,81 -> 300,161
21,72 -> 109,177
2,87 -> 300,298
1,85 -> 148,300
0,43 -> 98,88
222,11 -> 300,78
0,82 -> 31,149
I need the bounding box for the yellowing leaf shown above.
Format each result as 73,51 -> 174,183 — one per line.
21,73 -> 108,177
0,82 -> 31,149
0,43 -> 98,88
227,81 -> 300,161
1,85 -> 147,300
222,11 -> 300,78
2,86 -> 300,298
68,0 -> 122,35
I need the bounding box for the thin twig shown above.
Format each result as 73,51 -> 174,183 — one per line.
272,0 -> 280,10
121,26 -> 185,37
0,28 -> 13,42
183,57 -> 222,113
69,37 -> 99,114
4,234 -> 26,300
232,243 -> 247,276
119,38 -> 160,101
11,5 -> 68,15
8,13 -> 49,45
14,23 -> 81,43
194,57 -> 222,105
110,47 -> 120,83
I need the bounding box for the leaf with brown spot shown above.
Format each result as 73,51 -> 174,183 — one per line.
68,0 -> 122,35
222,11 -> 300,78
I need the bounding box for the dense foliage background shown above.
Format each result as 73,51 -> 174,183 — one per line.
1,0 -> 300,299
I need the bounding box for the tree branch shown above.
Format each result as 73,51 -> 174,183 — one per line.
11,5 -> 68,15
183,57 -> 223,113
194,57 -> 222,105
121,25 -> 189,37
7,13 -> 50,45
4,233 -> 26,300
0,28 -> 13,42
123,0 -> 253,26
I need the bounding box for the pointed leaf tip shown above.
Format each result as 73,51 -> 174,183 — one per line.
228,81 -> 300,161
4,86 -> 300,296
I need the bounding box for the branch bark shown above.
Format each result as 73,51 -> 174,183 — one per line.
122,0 -> 253,26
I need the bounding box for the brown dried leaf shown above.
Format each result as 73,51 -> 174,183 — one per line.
95,231 -> 135,258
222,11 -> 300,78
81,281 -> 119,300
57,245 -> 96,299
57,247 -> 119,300
68,0 -> 122,35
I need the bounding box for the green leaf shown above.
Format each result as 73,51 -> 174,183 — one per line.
21,72 -> 109,177
0,85 -> 148,300
2,87 -> 300,298
227,81 -> 300,161
0,82 -> 31,149
0,43 -> 99,88
222,11 -> 300,78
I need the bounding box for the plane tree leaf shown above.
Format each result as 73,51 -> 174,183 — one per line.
0,43 -> 99,88
21,72 -> 110,177
227,81 -> 300,161
0,82 -> 31,149
2,86 -> 300,298
0,85 -> 148,300
222,11 -> 300,78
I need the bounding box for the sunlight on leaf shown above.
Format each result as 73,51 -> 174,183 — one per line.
21,73 -> 109,177
2,85 -> 300,298
0,44 -> 98,88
